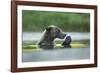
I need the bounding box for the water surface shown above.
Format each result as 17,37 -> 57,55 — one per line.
22,32 -> 90,41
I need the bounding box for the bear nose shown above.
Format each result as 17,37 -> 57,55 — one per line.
63,34 -> 66,39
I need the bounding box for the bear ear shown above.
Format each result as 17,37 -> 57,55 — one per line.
46,27 -> 52,31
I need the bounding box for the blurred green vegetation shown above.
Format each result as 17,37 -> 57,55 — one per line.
22,40 -> 90,51
23,43 -> 89,52
22,10 -> 90,32
22,41 -> 90,52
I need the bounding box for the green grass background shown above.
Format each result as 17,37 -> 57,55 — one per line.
22,10 -> 90,32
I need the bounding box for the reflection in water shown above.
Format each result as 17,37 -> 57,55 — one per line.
22,48 -> 90,62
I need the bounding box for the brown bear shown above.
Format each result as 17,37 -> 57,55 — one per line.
37,25 -> 66,49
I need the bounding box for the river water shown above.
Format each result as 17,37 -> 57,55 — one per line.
22,32 -> 90,41
22,48 -> 90,62
22,32 -> 90,62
